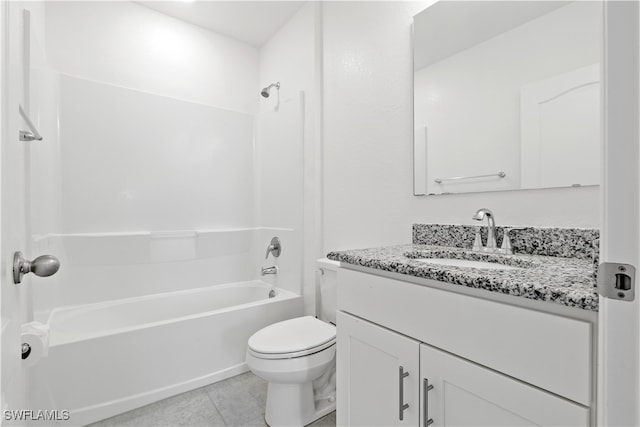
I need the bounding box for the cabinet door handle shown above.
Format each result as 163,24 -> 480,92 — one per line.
399,366 -> 410,420
423,378 -> 434,426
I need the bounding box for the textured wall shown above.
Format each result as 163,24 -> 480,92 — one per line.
322,1 -> 600,253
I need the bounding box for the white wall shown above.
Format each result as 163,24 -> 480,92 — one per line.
33,230 -> 256,309
29,1 -> 265,314
253,94 -> 304,297
29,74 -> 258,311
45,1 -> 258,114
29,1 -> 321,313
258,3 -> 320,314
414,2 -> 600,194
57,75 -> 254,233
40,1 -> 261,236
322,1 -> 600,252
259,2 -> 317,117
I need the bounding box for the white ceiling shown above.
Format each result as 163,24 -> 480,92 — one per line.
138,1 -> 306,47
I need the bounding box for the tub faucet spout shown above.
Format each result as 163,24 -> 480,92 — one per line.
261,266 -> 278,275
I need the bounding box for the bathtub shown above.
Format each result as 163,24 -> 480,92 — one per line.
31,281 -> 303,426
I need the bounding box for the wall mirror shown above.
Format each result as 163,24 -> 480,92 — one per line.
413,1 -> 601,195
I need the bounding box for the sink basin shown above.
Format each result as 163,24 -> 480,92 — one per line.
405,248 -> 536,270
414,258 -> 521,270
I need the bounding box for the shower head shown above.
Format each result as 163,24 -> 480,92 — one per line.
261,82 -> 280,98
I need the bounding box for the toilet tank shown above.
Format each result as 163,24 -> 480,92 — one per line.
317,258 -> 340,324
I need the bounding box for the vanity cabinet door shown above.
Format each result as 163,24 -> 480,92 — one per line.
419,343 -> 590,427
337,311 -> 420,427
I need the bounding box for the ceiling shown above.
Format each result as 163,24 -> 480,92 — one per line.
138,1 -> 306,47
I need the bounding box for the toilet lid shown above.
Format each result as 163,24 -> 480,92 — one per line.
248,316 -> 336,355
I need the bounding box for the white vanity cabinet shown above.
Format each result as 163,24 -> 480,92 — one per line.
336,268 -> 595,427
420,343 -> 589,426
337,311 -> 420,426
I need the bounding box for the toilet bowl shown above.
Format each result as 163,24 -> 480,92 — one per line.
246,259 -> 339,427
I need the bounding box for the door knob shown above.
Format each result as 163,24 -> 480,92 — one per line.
13,251 -> 60,284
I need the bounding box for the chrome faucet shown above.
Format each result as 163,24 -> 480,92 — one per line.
261,266 -> 278,275
471,208 -> 525,255
472,208 -> 498,251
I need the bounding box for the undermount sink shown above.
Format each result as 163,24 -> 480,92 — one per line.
414,258 -> 521,270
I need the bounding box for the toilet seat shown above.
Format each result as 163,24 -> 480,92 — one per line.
248,339 -> 336,360
248,316 -> 336,360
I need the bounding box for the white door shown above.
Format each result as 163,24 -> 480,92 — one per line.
1,1 -> 31,419
599,1 -> 640,426
337,311 -> 420,427
520,64 -> 600,188
419,343 -> 590,427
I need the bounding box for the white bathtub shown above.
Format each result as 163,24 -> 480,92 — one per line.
31,281 -> 303,426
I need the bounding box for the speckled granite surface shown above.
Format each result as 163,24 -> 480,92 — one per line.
327,244 -> 598,312
413,224 -> 599,260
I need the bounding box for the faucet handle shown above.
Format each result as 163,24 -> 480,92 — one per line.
500,227 -> 526,253
265,236 -> 282,259
503,227 -> 527,237
472,228 -> 483,251
500,233 -> 514,253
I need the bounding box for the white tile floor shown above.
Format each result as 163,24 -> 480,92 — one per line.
87,372 -> 336,427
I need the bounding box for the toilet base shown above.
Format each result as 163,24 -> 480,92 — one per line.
265,382 -> 336,427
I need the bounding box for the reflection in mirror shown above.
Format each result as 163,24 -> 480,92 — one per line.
413,1 -> 601,195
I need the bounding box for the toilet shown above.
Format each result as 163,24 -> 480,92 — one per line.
246,258 -> 339,426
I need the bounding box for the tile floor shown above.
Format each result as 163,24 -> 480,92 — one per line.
88,372 -> 336,427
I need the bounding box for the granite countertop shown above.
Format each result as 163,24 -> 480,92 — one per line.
327,244 -> 598,312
